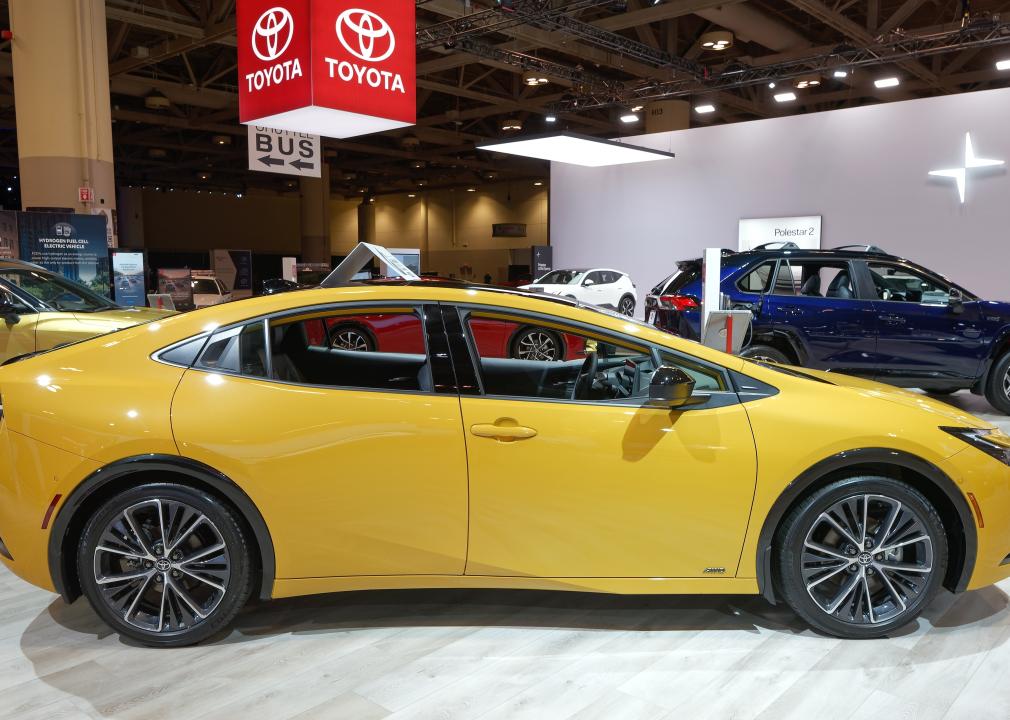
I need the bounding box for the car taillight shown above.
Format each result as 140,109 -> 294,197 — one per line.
659,295 -> 699,311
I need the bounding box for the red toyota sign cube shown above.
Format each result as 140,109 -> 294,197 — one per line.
238,0 -> 415,139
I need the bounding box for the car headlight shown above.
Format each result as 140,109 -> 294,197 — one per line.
941,426 -> 1010,466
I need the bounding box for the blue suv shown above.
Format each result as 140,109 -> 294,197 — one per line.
646,245 -> 1010,414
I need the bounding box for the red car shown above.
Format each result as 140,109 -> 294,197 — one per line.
307,313 -> 585,361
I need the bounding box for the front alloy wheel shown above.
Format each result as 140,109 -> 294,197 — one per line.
777,477 -> 946,638
78,484 -> 252,647
618,296 -> 635,316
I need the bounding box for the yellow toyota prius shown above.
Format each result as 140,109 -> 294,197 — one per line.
1,282 -> 1009,647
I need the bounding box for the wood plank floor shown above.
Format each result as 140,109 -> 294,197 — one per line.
3,391 -> 1010,720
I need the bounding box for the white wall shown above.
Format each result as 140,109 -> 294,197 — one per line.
551,87 -> 1010,311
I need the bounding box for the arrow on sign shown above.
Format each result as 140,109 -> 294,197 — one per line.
291,159 -> 316,171
259,155 -> 286,167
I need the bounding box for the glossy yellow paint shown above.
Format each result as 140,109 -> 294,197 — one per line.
0,283 -> 1008,605
171,369 -> 469,578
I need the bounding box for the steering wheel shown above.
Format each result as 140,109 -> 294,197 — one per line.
571,351 -> 599,400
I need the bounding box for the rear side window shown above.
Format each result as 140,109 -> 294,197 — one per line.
268,308 -> 429,391
771,260 -> 853,298
196,322 -> 267,377
738,261 -> 775,293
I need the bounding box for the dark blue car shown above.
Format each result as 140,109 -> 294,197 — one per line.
646,245 -> 1010,414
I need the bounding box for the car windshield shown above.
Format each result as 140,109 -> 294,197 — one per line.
0,268 -> 117,312
537,270 -> 585,285
192,279 -> 220,294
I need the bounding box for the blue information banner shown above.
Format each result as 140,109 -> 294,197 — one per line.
17,212 -> 111,298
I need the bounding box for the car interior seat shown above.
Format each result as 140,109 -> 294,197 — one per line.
826,272 -> 854,299
800,275 -> 822,296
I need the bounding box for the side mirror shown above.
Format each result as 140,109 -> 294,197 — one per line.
949,288 -> 965,314
649,365 -> 696,409
583,279 -> 595,287
0,302 -> 21,325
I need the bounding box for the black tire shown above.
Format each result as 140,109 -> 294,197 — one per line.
510,327 -> 564,361
775,476 -> 947,639
740,344 -> 791,364
984,352 -> 1010,414
329,323 -> 375,352
618,295 -> 636,316
77,483 -> 254,648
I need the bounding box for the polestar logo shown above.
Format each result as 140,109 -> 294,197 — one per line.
336,9 -> 395,63
252,7 -> 294,63
928,132 -> 1005,203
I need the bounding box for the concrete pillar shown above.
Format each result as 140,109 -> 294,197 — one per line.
10,0 -> 117,241
357,199 -> 376,245
299,162 -> 330,264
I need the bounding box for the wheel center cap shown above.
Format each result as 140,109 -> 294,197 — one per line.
857,552 -> 873,566
155,558 -> 171,572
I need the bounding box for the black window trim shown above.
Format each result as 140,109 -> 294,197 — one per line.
446,302 -> 739,410
153,300 -> 445,397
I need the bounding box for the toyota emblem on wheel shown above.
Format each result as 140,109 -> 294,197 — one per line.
252,7 -> 294,63
336,9 -> 395,63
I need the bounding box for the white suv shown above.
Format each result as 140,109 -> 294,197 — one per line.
520,268 -> 637,316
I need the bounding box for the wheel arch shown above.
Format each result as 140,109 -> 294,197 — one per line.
47,455 -> 276,604
755,448 -> 976,604
747,324 -> 806,365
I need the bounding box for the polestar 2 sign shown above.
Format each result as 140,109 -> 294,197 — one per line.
928,132 -> 1005,203
237,0 -> 415,140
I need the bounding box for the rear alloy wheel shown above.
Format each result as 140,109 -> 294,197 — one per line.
983,352 -> 1010,415
618,295 -> 636,316
776,476 -> 946,638
740,344 -> 791,364
511,328 -> 562,361
78,483 -> 253,647
330,325 -> 374,352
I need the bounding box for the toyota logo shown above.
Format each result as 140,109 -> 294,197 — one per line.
252,7 -> 294,63
335,9 -> 395,63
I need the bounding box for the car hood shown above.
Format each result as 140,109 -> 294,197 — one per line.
782,365 -> 993,429
72,306 -> 176,327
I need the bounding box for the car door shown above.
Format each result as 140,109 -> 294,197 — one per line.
447,304 -> 758,579
764,258 -> 878,375
861,260 -> 986,383
171,302 -> 470,579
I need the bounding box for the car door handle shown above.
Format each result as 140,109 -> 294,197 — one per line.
470,423 -> 538,441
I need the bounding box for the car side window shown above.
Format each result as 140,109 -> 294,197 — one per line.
196,322 -> 268,377
267,307 -> 430,391
465,311 -> 663,403
771,260 -> 854,299
868,263 -> 951,304
584,271 -> 604,286
738,261 -> 775,293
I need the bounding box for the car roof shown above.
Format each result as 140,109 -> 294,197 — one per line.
0,258 -> 51,272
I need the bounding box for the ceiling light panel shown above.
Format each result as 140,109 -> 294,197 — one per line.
478,133 -> 676,168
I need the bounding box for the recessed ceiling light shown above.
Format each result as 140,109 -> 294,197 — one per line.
768,82 -> 776,89
694,104 -> 716,114
545,114 -> 557,123
533,181 -> 545,186
408,193 -> 416,198
466,187 -> 477,192
874,76 -> 900,88
773,92 -> 797,103
833,69 -> 849,78
630,105 -> 645,112
522,70 -> 550,86
477,132 -> 676,168
700,30 -> 734,51
501,118 -> 523,132
794,74 -> 821,89
997,59 -> 1010,71
619,112 -> 640,124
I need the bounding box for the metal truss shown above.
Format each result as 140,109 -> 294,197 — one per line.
416,0 -> 613,50
549,18 -> 1010,111
457,36 -> 621,93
